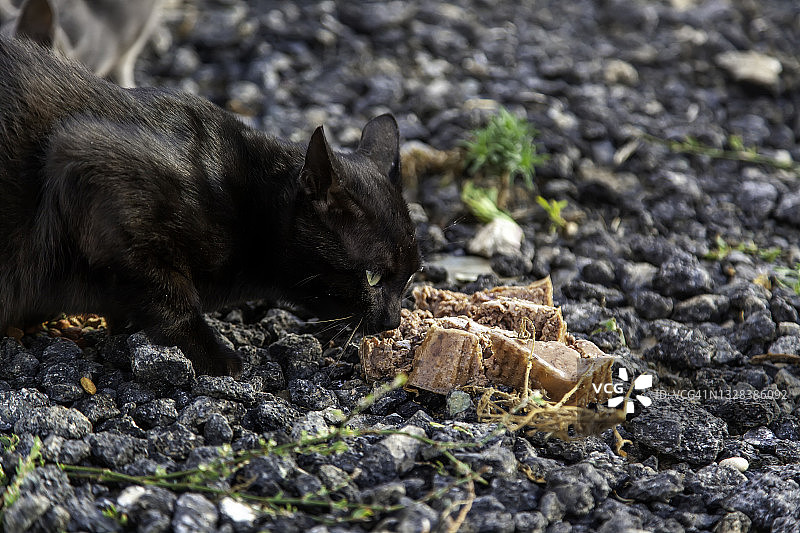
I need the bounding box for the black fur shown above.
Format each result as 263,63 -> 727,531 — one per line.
0,38 -> 420,376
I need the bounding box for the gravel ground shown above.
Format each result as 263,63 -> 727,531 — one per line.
3,0 -> 800,531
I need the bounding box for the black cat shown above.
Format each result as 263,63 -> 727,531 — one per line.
0,38 -> 420,376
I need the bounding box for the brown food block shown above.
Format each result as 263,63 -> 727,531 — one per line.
413,282 -> 566,341
413,277 -> 554,316
407,326 -> 486,394
359,309 -> 436,381
475,277 -> 554,306
413,285 -> 472,316
483,334 -> 615,406
470,298 -> 567,342
360,336 -> 415,382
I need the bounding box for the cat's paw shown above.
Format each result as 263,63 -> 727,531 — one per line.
211,353 -> 243,379
189,347 -> 243,378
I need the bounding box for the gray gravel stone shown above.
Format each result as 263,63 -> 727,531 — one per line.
288,379 -> 339,410
734,310 -> 776,351
0,388 -> 49,430
446,390 -> 473,417
116,485 -> 177,532
41,434 -> 91,465
246,394 -> 301,433
671,294 -> 729,323
2,494 -> 51,533
75,392 -> 121,425
686,464 -> 748,506
630,289 -> 673,319
219,496 -> 257,531
769,335 -> 800,355
775,190 -> 800,225
644,320 -> 715,368
713,511 -> 752,533
546,463 -> 610,517
232,454 -> 298,497
627,395 -> 727,465
491,476 -> 542,512
538,491 -> 566,523
0,339 -> 38,388
378,425 -> 425,474
15,405 -> 92,439
128,333 -> 195,386
133,398 -> 179,429
203,412 -> 234,445
395,498 -> 439,533
462,495 -> 515,533
455,444 -> 518,480
172,493 -> 218,533
87,431 -> 148,467
619,262 -> 658,293
514,511 -> 548,533
620,470 -> 684,502
179,396 -> 246,430
269,334 -> 324,380
581,259 -> 616,286
737,180 -> 778,218
723,471 -> 800,530
148,422 -> 204,461
192,375 -> 258,404
655,254 -> 712,298
705,395 -> 781,435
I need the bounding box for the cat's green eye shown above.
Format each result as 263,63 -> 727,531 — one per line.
366,270 -> 382,287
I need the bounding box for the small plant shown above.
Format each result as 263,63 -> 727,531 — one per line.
0,434 -> 19,454
101,503 -> 129,526
644,133 -> 798,172
774,263 -> 800,295
535,196 -> 568,233
463,107 -> 547,207
592,317 -> 626,347
705,235 -> 782,262
1,437 -> 43,515
461,182 -> 514,223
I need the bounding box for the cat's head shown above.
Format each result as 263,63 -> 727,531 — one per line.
285,114 -> 420,334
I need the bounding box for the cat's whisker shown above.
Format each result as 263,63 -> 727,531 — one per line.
343,318 -> 363,349
327,322 -> 352,346
305,315 -> 355,336
292,274 -> 321,288
311,320 -> 351,337
443,216 -> 466,231
305,315 -> 353,325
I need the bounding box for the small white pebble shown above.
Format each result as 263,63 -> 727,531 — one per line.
719,457 -> 749,472
219,497 -> 256,525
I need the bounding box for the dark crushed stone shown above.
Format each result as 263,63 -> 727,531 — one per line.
2,0 -> 800,529
626,396 -> 727,466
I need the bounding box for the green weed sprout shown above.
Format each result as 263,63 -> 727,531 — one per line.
535,196 -> 567,233
775,263 -> 800,295
704,235 -> 781,262
463,107 -> 546,207
591,317 -> 626,347
461,182 -> 514,223
1,437 -> 43,516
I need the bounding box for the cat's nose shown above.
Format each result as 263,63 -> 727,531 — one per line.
378,315 -> 401,332
369,312 -> 400,333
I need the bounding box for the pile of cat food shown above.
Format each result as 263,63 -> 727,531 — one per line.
359,278 -> 615,406
6,314 -> 107,348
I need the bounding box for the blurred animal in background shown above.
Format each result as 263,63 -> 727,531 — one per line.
0,0 -> 162,86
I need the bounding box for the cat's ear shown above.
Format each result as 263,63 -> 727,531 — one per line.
301,125 -> 340,201
15,0 -> 56,47
357,114 -> 400,185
